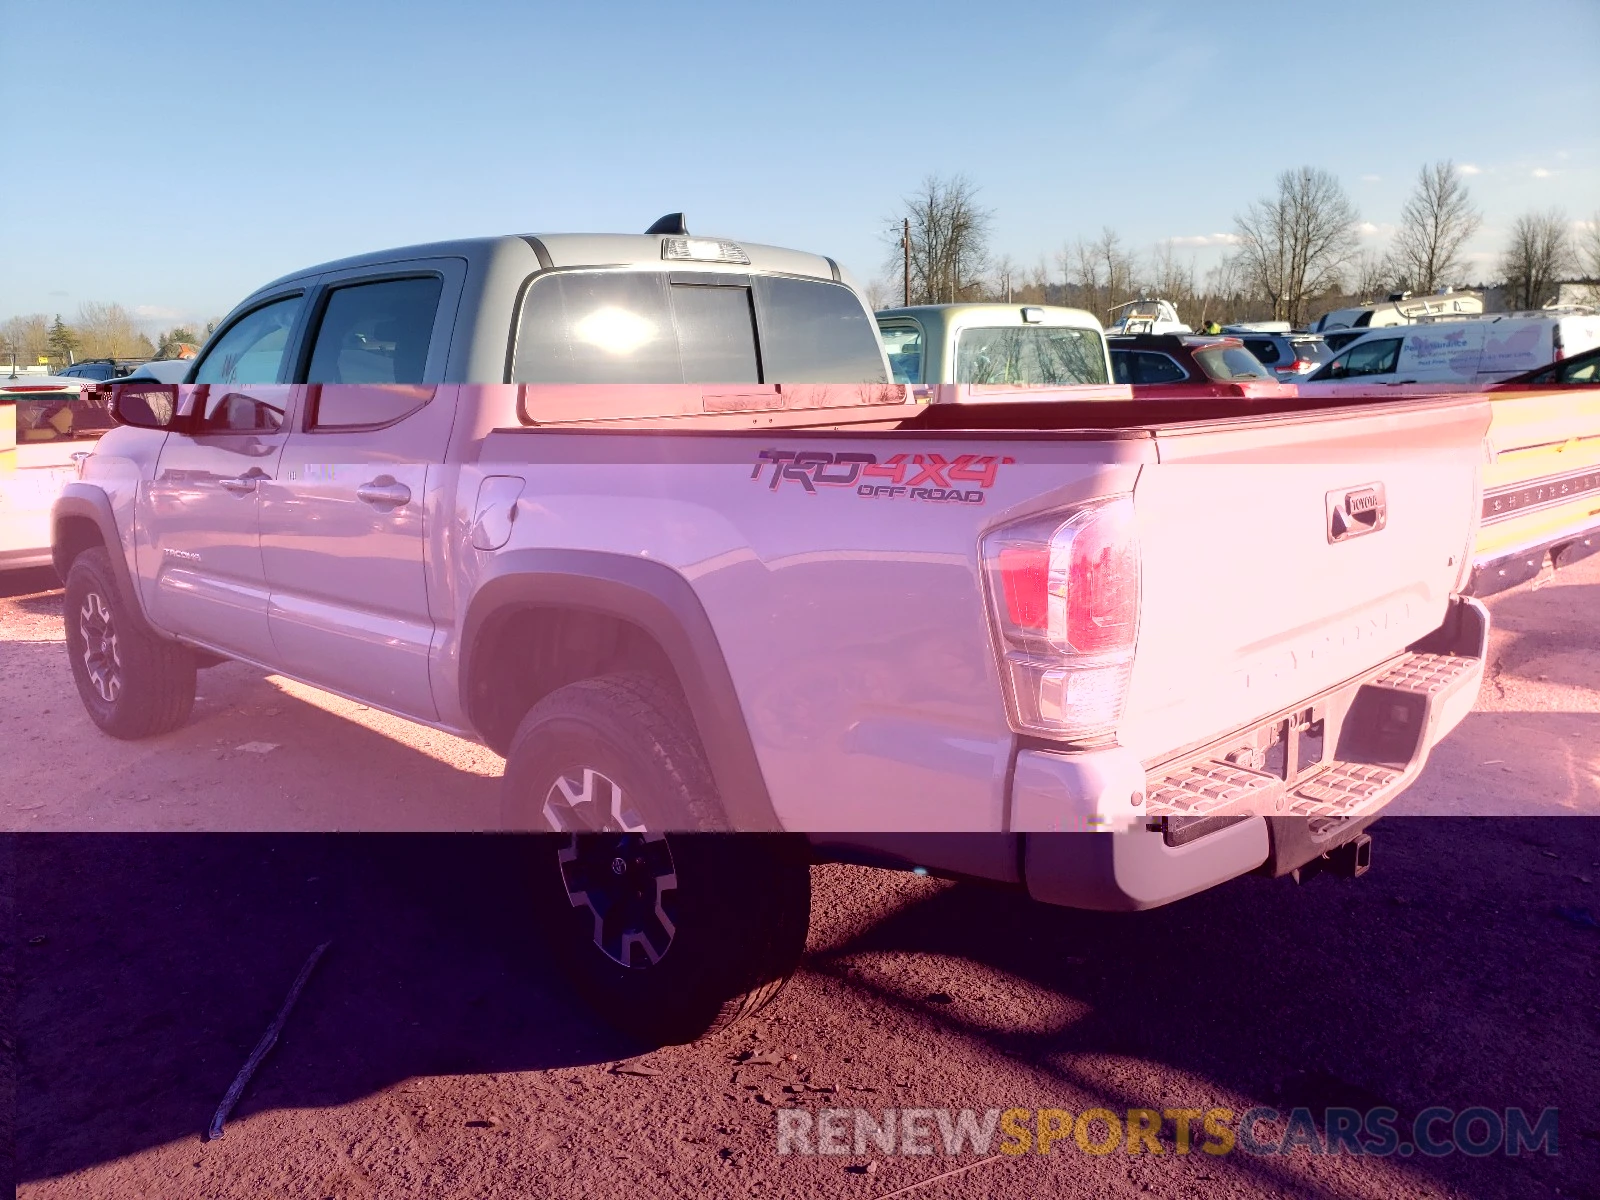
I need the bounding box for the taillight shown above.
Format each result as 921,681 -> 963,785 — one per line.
981,496 -> 1141,739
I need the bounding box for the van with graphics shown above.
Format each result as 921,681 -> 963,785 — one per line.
1306,312 -> 1600,387
58,219 -> 1494,1044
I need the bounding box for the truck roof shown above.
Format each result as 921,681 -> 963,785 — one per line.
876,303 -> 1101,329
250,233 -> 848,299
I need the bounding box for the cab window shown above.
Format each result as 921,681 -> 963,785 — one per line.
306,276 -> 443,386
879,323 -> 924,383
955,326 -> 1108,385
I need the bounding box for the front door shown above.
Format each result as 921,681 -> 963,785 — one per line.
142,294 -> 305,662
260,272 -> 456,721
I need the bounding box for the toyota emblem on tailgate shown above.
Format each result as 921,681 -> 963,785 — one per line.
1327,483 -> 1387,543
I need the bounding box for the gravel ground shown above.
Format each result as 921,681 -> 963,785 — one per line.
3,555 -> 1599,1199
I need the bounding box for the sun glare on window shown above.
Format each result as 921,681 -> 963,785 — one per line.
574,306 -> 658,356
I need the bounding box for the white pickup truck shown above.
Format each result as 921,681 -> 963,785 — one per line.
56,220 -> 1491,1042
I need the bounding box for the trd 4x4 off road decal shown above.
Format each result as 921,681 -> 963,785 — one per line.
751,450 -> 1014,504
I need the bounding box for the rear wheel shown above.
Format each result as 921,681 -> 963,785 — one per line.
503,673 -> 810,1044
63,547 -> 196,739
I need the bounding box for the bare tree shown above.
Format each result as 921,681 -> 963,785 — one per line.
1499,209 -> 1573,310
1578,211 -> 1600,278
884,175 -> 992,304
75,302 -> 155,359
1387,160 -> 1481,293
1233,166 -> 1361,327
990,254 -> 1019,302
1146,241 -> 1197,312
1063,228 -> 1139,317
1575,212 -> 1600,306
1,313 -> 52,367
1352,251 -> 1393,302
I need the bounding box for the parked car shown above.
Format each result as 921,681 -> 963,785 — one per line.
1,372 -> 108,571
57,359 -> 134,382
1108,334 -> 1279,386
1231,331 -> 1332,380
874,303 -> 1111,389
57,220 -> 1492,1045
1305,312 -> 1600,387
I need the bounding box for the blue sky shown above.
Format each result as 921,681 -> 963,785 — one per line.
3,0 -> 1596,329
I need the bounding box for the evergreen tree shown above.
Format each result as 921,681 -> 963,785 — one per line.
46,314 -> 80,366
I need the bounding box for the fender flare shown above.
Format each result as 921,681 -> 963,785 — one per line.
459,549 -> 780,832
52,484 -> 151,624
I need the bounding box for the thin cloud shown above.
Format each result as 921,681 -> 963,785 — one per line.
1360,174 -> 1381,183
1459,163 -> 1483,175
1531,167 -> 1555,179
1167,233 -> 1240,248
1358,222 -> 1396,238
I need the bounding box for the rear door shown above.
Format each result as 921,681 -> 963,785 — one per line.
261,261 -> 464,720
143,293 -> 306,659
1119,396 -> 1491,766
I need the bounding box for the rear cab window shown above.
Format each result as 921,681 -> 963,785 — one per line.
954,326 -> 1108,385
511,270 -> 886,385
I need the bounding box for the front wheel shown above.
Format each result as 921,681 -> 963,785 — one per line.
63,547 -> 196,739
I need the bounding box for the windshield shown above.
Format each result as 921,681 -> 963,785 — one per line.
954,325 -> 1108,385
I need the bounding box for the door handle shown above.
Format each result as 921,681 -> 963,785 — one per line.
218,468 -> 270,494
356,477 -> 412,508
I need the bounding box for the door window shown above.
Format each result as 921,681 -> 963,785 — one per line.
303,276 -> 445,427
306,277 -> 444,387
1319,338 -> 1402,379
193,295 -> 303,387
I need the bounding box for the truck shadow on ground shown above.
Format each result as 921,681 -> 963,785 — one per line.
14,821 -> 1600,1197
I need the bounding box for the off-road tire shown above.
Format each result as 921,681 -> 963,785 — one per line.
63,546 -> 196,739
502,672 -> 810,1044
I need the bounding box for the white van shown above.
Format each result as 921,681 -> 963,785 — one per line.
1305,312 -> 1600,386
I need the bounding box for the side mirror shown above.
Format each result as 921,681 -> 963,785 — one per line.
111,383 -> 180,429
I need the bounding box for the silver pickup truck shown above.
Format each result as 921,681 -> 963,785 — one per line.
55,220 -> 1491,1042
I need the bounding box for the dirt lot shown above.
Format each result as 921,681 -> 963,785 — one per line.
2,557 -> 1599,1199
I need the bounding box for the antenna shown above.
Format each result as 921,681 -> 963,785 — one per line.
645,213 -> 688,236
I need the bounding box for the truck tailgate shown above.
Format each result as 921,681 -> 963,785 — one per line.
1120,395 -> 1492,767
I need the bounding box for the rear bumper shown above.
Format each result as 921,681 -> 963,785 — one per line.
1012,595 -> 1489,910
1467,523 -> 1600,597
